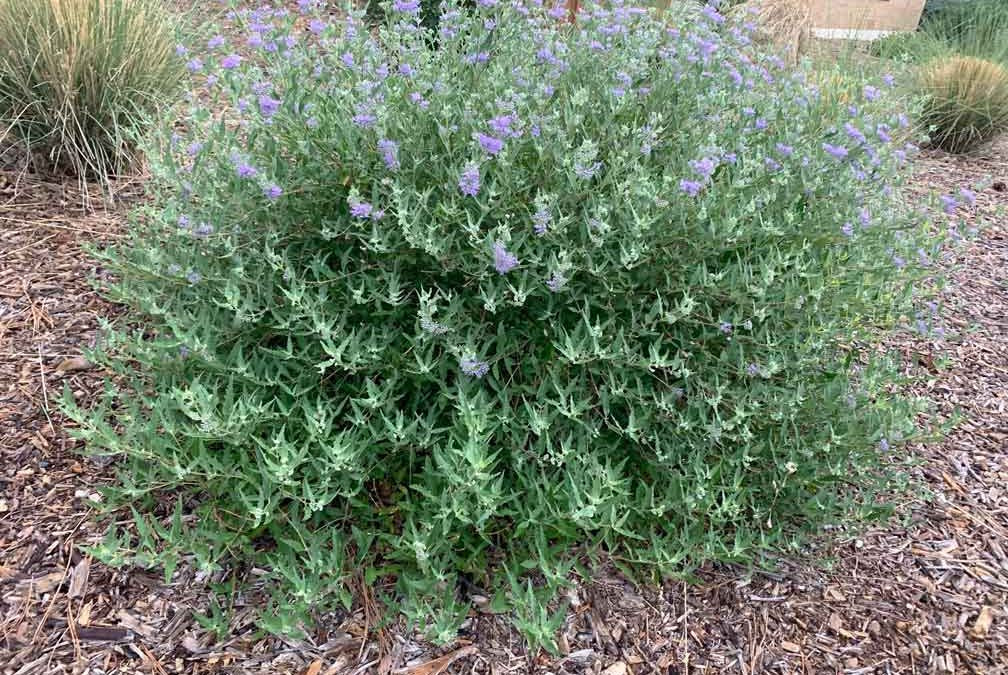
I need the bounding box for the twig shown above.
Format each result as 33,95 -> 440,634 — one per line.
37,346 -> 55,435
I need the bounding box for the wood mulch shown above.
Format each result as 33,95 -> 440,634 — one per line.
2,30 -> 1007,672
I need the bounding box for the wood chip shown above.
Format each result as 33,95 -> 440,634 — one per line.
972,606 -> 995,638
601,662 -> 628,675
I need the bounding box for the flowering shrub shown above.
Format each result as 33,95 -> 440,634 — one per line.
67,0 -> 959,647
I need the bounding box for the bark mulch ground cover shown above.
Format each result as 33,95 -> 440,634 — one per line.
1,102 -> 1007,675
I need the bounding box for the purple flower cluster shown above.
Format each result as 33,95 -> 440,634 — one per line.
690,157 -> 718,180
939,194 -> 958,215
823,143 -> 849,161
532,207 -> 551,236
259,95 -> 281,118
235,161 -> 257,179
488,113 -> 520,139
493,241 -> 518,274
680,179 -> 703,198
349,199 -> 374,219
421,317 -> 449,335
476,133 -> 504,156
392,0 -> 420,13
460,357 -> 490,378
264,183 -> 283,201
458,163 -> 480,196
378,139 -> 400,170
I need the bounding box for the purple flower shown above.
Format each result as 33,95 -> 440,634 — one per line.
492,241 -> 518,274
187,142 -> 203,157
680,179 -> 703,197
392,0 -> 420,13
177,215 -> 191,229
350,200 -> 374,219
264,183 -> 283,200
722,152 -> 738,164
476,133 -> 504,156
352,109 -> 377,128
776,143 -> 794,157
690,157 -> 718,180
719,322 -> 733,334
754,117 -> 768,131
399,63 -> 415,77
409,92 -> 429,109
420,317 -> 449,335
341,52 -> 355,67
193,222 -> 214,238
823,143 -> 849,160
878,438 -> 890,452
459,163 -> 480,196
844,122 -> 867,146
876,124 -> 892,143
175,44 -> 188,57
489,113 -> 519,138
186,270 -> 201,284
306,116 -> 320,129
746,363 -> 760,376
221,54 -> 242,70
460,357 -> 490,378
532,208 -> 551,235
863,85 -> 880,102
859,208 -> 872,227
764,157 -> 781,172
207,35 -> 225,50
742,107 -> 756,116
236,162 -> 258,178
883,73 -> 896,87
187,58 -> 203,72
259,95 -> 281,117
939,194 -> 957,215
546,272 -> 566,292
701,3 -> 726,24
959,188 -> 977,206
309,19 -> 327,34
841,222 -> 854,237
378,139 -> 400,170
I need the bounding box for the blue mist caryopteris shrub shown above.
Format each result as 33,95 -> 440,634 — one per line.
65,0 -> 966,648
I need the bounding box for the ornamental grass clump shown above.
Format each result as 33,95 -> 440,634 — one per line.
0,0 -> 184,182
66,0 -> 959,647
918,55 -> 1008,153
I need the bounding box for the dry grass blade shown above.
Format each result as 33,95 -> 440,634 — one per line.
919,55 -> 1008,153
729,0 -> 811,64
0,0 -> 183,187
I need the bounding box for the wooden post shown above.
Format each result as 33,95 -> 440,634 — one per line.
567,0 -> 578,24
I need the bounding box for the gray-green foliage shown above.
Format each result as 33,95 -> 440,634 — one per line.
64,0 -> 957,648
